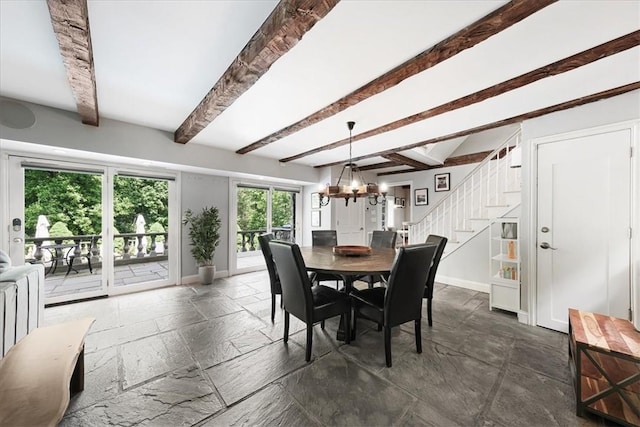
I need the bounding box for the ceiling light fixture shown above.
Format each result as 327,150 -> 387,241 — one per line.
319,121 -> 387,206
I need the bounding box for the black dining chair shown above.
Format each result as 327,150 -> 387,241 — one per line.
257,233 -> 282,322
358,230 -> 397,288
269,241 -> 351,362
350,243 -> 437,367
423,234 -> 448,327
310,230 -> 342,288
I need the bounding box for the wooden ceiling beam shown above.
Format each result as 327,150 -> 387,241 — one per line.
315,81 -> 640,169
286,30 -> 639,163
376,150 -> 498,176
237,0 -> 556,154
46,0 -> 99,126
174,0 -> 338,144
382,154 -> 430,170
358,161 -> 400,171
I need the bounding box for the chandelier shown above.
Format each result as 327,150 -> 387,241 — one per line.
319,121 -> 387,206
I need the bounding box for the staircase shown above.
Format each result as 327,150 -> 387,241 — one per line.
409,129 -> 522,258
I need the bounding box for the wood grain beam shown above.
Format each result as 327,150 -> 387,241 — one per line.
46,0 -> 99,126
237,0 -> 556,154
358,161 -> 400,171
382,154 -> 430,170
286,30 -> 639,163
315,82 -> 640,169
174,0 -> 338,144
376,150 -> 498,176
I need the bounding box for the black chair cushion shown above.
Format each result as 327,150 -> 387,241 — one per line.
350,287 -> 385,324
311,285 -> 351,322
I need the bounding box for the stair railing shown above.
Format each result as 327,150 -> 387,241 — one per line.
409,129 -> 521,245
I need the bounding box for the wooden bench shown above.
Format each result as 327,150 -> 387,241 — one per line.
0,317 -> 95,426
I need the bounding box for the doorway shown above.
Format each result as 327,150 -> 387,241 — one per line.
231,182 -> 300,275
7,157 -> 178,304
533,124 -> 634,332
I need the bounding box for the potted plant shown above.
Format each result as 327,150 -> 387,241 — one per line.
182,206 -> 221,285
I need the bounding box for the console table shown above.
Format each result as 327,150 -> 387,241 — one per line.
568,308 -> 640,426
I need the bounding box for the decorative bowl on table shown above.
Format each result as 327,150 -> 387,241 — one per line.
332,245 -> 372,256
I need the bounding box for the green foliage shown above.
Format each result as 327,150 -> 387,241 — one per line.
148,222 -> 165,243
49,221 -> 72,237
24,171 -> 168,238
236,188 -> 294,231
182,207 -> 221,266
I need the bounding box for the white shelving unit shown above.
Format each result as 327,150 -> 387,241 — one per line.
489,218 -> 520,312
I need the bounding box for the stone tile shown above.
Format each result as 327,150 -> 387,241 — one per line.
279,352 -> 416,426
66,346 -> 119,414
121,330 -> 194,389
234,294 -> 263,306
456,330 -> 515,368
191,296 -> 244,319
85,319 -> 158,353
44,297 -> 119,333
61,365 -> 223,427
118,297 -> 197,325
201,383 -> 320,427
435,285 -> 480,306
379,342 -> 500,426
509,339 -> 571,384
486,364 -> 597,427
179,311 -> 267,368
289,323 -> 340,359
340,326 -> 417,371
397,411 -> 441,427
154,309 -> 207,333
217,284 -> 260,300
206,340 -> 308,405
259,312 -> 307,341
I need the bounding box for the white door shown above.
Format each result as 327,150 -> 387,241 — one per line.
335,199 -> 365,245
536,128 -> 632,332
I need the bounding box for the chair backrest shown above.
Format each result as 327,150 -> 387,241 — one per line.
257,233 -> 281,294
312,230 -> 337,247
269,241 -> 313,322
424,234 -> 448,298
370,230 -> 397,248
384,243 -> 437,327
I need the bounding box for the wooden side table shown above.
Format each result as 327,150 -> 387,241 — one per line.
568,308 -> 640,426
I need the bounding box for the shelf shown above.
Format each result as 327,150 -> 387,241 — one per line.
492,274 -> 518,284
492,237 -> 517,242
491,254 -> 519,262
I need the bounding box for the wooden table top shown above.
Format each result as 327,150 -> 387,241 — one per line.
299,246 -> 397,276
569,308 -> 640,358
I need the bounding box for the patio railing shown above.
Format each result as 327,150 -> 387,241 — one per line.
237,227 -> 293,252
26,231 -> 168,267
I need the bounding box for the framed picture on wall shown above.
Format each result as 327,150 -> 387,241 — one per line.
415,188 -> 428,206
394,197 -> 401,206
311,210 -> 321,227
434,173 -> 450,192
401,198 -> 406,207
311,192 -> 321,209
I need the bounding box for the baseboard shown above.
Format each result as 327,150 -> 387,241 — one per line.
436,275 -> 490,294
180,270 -> 229,285
517,311 -> 529,325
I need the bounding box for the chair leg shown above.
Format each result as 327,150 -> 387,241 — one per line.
415,319 -> 422,354
352,309 -> 358,337
427,297 -> 433,327
384,325 -> 392,367
368,277 -> 374,289
377,323 -> 382,332
284,311 -> 290,343
271,294 -> 276,323
305,324 -> 313,362
321,320 -> 325,329
345,309 -> 351,344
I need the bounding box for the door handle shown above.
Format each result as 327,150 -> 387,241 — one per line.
540,242 -> 557,250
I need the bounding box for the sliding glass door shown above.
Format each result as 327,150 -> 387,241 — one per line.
231,182 -> 300,275
7,156 -> 178,304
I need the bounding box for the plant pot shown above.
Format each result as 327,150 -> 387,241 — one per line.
198,265 -> 216,285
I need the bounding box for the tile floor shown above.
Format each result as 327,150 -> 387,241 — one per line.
44,271 -> 612,426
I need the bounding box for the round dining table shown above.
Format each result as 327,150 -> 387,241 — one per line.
298,246 -> 397,341
299,246 -> 397,293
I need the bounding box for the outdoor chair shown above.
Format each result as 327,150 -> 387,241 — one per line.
269,241 -> 351,362
423,234 -> 448,327
350,243 -> 437,367
257,233 -> 282,322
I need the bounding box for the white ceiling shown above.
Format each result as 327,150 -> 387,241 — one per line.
1,0 -> 639,175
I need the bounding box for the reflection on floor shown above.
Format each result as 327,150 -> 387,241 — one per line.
44,271 -> 609,426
